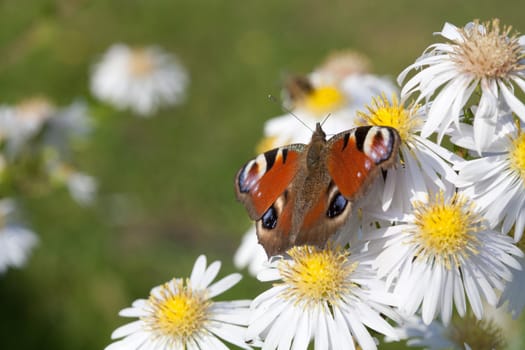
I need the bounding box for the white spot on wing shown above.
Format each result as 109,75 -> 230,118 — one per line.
253,154 -> 268,178
363,127 -> 392,163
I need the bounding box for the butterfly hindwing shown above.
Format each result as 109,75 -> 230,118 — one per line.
326,126 -> 400,200
235,144 -> 305,220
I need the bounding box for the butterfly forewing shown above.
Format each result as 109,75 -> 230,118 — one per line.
235,144 -> 305,220
326,126 -> 400,200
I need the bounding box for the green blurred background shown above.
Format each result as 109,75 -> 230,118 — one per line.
1,0 -> 524,349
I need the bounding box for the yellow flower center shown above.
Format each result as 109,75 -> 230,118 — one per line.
303,86 -> 346,116
278,246 -> 356,306
129,49 -> 155,77
357,94 -> 420,142
412,192 -> 483,269
145,279 -> 210,342
452,19 -> 525,79
509,132 -> 525,182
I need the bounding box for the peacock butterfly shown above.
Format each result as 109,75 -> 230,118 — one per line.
235,123 -> 400,257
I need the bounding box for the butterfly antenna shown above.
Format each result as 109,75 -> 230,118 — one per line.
320,113 -> 332,127
268,94 -> 313,132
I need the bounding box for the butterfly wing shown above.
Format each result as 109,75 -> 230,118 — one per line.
326,126 -> 400,200
235,144 -> 305,220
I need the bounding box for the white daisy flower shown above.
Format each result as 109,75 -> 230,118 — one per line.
90,43 -> 189,116
398,19 -> 525,148
355,94 -> 460,219
0,97 -> 55,156
454,123 -> 525,240
370,190 -> 523,325
233,225 -> 268,276
246,246 -> 400,350
106,255 -> 252,350
0,199 -> 38,273
390,310 -> 511,350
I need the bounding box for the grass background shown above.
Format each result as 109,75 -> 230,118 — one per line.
0,0 -> 524,348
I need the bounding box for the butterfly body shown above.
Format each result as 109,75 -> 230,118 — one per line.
235,123 -> 400,256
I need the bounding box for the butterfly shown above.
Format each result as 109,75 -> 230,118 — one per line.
235,123 -> 401,257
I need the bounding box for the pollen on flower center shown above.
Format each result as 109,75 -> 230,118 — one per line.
278,246 -> 355,305
357,94 -> 420,142
145,279 -> 210,341
412,192 -> 482,268
452,19 -> 525,79
510,132 -> 525,182
304,85 -> 346,116
129,49 -> 156,77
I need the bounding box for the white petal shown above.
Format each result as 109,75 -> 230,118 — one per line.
198,260 -> 221,290
111,320 -> 145,339
190,255 -> 207,287
290,310 -> 311,350
208,322 -> 252,349
500,81 -> 525,121
313,307 -> 330,350
208,273 -> 242,298
421,263 -> 442,324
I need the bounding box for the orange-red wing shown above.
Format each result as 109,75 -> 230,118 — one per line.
326,126 -> 399,200
326,132 -> 373,199
235,144 -> 304,219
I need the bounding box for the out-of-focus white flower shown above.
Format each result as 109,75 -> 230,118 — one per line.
387,315 -> 455,349
390,307 -> 514,350
0,97 -> 55,156
341,73 -> 398,111
233,225 -> 268,276
261,73 -> 398,152
398,19 -> 525,150
312,50 -> 372,85
90,43 -> 189,116
47,161 -> 97,206
105,255 -> 251,350
266,76 -> 356,149
66,172 -> 97,206
246,246 -> 400,350
0,199 -> 38,273
370,190 -> 522,325
499,255 -> 525,319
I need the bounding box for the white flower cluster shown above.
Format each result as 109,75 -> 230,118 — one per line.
106,20 -> 525,350
0,43 -> 191,274
0,98 -> 96,273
